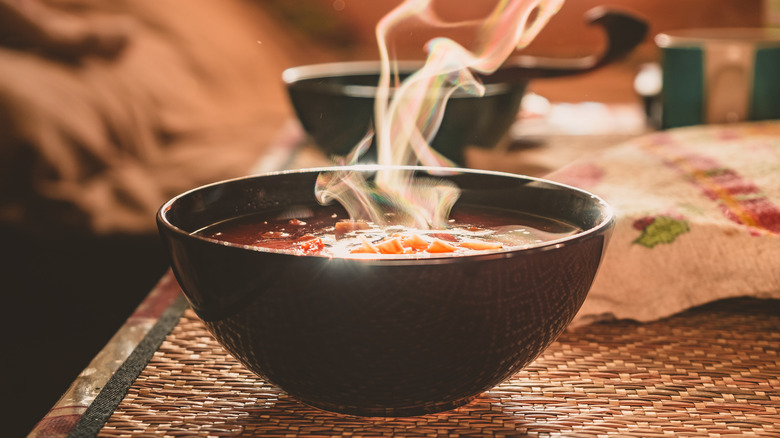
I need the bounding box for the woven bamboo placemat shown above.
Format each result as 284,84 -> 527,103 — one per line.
99,297 -> 780,437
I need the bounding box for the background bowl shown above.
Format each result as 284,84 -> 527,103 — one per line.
284,61 -> 526,165
157,166 -> 614,416
283,8 -> 647,165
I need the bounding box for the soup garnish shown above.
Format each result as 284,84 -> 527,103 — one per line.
195,204 -> 581,258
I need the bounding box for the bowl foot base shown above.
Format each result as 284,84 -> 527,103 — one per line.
298,394 -> 479,417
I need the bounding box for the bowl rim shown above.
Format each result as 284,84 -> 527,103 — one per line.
282,60 -> 424,84
282,60 -> 516,97
157,165 -> 615,266
655,27 -> 780,48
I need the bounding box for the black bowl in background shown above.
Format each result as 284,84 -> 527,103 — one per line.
283,8 -> 648,165
284,61 -> 525,165
157,166 -> 614,416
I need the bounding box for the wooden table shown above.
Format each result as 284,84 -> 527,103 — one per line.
29,270 -> 780,437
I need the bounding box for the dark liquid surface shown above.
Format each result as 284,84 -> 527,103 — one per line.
195,204 -> 581,258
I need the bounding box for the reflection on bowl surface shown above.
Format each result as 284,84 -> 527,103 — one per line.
157,166 -> 614,416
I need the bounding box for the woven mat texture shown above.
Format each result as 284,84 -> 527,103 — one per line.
100,298 -> 780,437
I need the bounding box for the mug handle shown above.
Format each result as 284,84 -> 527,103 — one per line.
489,7 -> 648,81
704,41 -> 754,124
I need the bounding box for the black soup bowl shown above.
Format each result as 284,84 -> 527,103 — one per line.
283,7 -> 648,165
157,166 -> 614,416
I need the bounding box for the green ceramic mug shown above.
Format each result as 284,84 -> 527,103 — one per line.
656,28 -> 780,129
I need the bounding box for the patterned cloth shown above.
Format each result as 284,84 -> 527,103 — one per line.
548,121 -> 780,325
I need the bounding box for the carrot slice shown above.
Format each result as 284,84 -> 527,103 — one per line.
376,237 -> 404,254
426,238 -> 457,253
350,235 -> 379,254
400,234 -> 429,251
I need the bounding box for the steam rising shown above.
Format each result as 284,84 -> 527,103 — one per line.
316,0 -> 564,229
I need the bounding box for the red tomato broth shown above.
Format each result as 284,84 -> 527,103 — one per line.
194,204 -> 581,258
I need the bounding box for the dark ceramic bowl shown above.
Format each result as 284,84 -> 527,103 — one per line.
285,60 -> 526,166
283,8 -> 647,164
157,166 -> 614,416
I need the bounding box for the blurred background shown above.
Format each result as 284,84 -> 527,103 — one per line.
0,0 -> 773,435
265,0 -> 769,100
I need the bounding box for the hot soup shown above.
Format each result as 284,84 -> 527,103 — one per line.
194,204 -> 581,258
